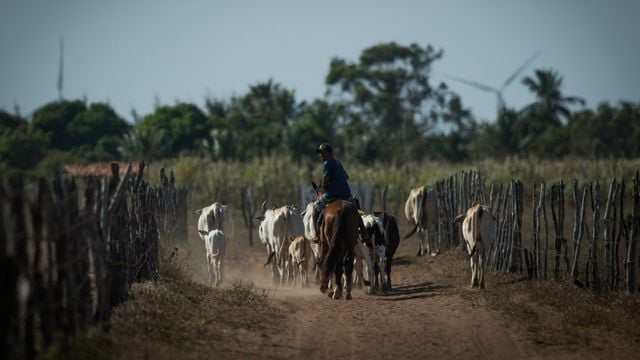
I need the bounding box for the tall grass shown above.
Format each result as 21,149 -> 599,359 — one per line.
141,155 -> 640,214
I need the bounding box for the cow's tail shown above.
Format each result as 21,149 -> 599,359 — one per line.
264,251 -> 276,267
403,223 -> 418,239
404,187 -> 425,239
468,245 -> 477,258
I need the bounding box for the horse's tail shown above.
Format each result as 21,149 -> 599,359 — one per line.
321,208 -> 344,279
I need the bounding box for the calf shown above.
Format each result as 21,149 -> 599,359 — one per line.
288,235 -> 311,288
198,229 -> 226,287
455,204 -> 496,289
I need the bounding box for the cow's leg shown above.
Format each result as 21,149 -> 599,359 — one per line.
213,259 -> 220,287
271,258 -> 280,285
469,255 -> 478,288
427,229 -> 439,256
385,260 -> 392,291
377,245 -> 387,291
359,242 -> 375,295
354,247 -> 364,289
207,257 -> 213,286
479,250 -> 486,289
214,259 -> 220,287
416,230 -> 425,256
219,259 -> 224,286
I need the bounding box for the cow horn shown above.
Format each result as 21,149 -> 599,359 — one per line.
261,201 -> 267,212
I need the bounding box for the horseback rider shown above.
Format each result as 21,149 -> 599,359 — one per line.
313,143 -> 369,243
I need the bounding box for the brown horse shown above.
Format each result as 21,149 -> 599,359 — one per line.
317,199 -> 359,300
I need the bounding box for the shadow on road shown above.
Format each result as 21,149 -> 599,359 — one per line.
378,281 -> 450,301
391,256 -> 416,266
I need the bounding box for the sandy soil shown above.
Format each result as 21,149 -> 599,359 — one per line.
173,232 -> 631,360
142,201 -> 640,360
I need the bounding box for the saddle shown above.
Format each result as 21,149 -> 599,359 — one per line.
316,198 -> 369,245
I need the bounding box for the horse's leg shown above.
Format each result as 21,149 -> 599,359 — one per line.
345,250 -> 354,300
333,258 -> 343,300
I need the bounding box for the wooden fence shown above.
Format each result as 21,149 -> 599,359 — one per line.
0,162 -> 188,359
192,166 -> 639,294
426,170 -> 640,295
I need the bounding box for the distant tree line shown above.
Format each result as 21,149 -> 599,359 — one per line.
2,42 -> 639,176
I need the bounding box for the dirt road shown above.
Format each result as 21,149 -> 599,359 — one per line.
211,238 -> 600,360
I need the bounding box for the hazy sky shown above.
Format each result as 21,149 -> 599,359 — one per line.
1,0 -> 639,122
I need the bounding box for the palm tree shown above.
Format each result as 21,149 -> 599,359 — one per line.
119,126 -> 171,162
521,69 -> 585,126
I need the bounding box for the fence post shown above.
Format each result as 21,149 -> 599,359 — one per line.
626,172 -> 638,294
602,178 -> 616,292
587,181 -> 601,291
571,186 -> 588,287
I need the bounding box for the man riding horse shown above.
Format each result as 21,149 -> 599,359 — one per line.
311,142 -> 371,299
312,143 -> 370,245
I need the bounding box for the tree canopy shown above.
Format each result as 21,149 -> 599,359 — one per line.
2,42 -> 640,177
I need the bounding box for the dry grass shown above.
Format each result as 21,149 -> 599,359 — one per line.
58,258 -> 282,360
428,248 -> 640,349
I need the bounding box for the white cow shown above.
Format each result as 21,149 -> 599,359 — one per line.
256,202 -> 304,284
198,229 -> 226,287
302,202 -> 322,284
288,235 -> 311,288
196,202 -> 233,283
196,202 -> 235,241
404,186 -> 438,256
455,204 -> 496,289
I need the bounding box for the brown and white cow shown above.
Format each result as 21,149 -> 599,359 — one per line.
455,204 -> 496,289
256,202 -> 304,284
357,214 -> 385,292
404,186 -> 438,256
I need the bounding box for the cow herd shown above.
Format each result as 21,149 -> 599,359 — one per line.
195,186 -> 497,297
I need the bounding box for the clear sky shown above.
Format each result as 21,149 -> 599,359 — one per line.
1,0 -> 639,123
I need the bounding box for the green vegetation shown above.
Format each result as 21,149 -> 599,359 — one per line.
2,42 -> 640,177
